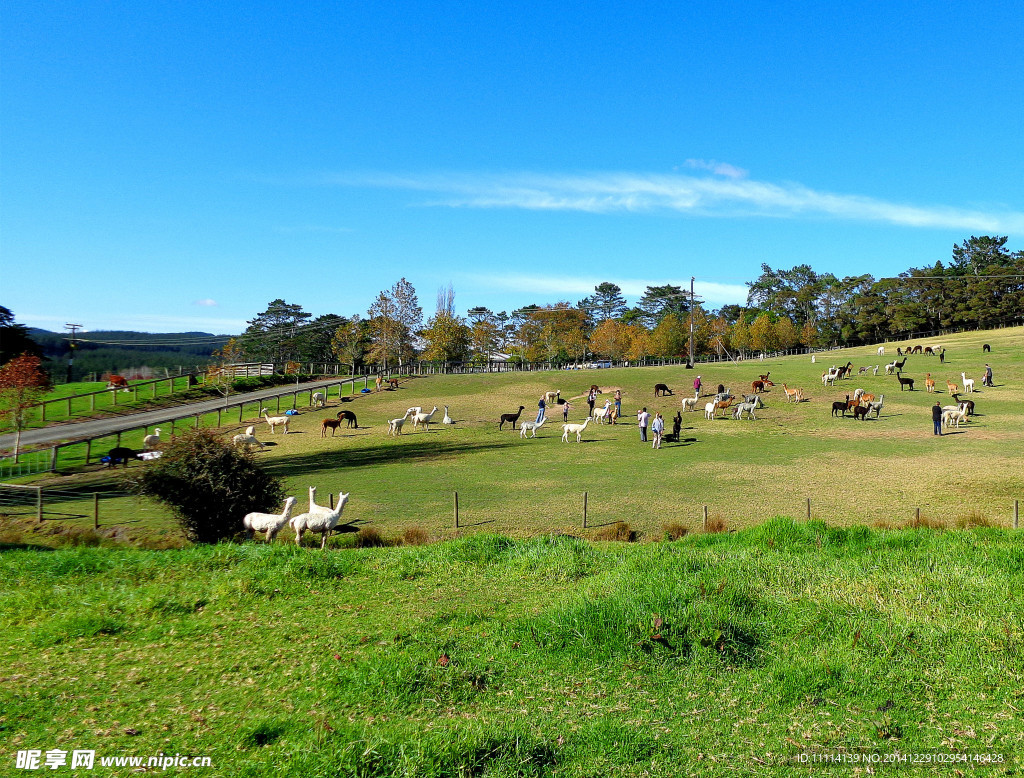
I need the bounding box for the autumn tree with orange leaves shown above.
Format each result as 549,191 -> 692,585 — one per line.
0,353 -> 51,462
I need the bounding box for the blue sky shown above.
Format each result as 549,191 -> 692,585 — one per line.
3,1 -> 1022,334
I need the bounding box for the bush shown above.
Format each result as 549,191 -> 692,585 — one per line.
662,523 -> 689,541
354,527 -> 389,548
403,526 -> 431,546
124,428 -> 286,544
594,522 -> 639,542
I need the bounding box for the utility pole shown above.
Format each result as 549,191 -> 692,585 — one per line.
65,323 -> 83,384
687,278 -> 704,368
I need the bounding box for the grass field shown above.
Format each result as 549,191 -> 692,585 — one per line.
1,522 -> 1021,776
9,326 -> 1022,547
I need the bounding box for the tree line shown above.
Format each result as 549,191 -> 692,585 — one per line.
3,235 -> 1021,379
229,235 -> 1022,370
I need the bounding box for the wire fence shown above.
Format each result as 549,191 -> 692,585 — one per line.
2,484 -> 1019,544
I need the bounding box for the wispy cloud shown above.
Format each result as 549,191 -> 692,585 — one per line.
328,170 -> 1024,232
461,273 -> 748,306
680,159 -> 749,179
193,298 -> 218,307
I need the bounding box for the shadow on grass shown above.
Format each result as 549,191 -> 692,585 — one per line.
0,542 -> 55,552
262,438 -> 516,478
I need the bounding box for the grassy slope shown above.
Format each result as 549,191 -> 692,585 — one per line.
1,522 -> 1021,776
19,326 -> 1021,546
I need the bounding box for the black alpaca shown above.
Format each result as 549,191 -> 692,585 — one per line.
499,406 -> 525,430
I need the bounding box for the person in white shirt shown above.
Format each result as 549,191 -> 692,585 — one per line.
638,407 -> 650,442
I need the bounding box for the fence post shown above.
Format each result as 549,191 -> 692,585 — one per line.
1015,500 -> 1019,530
703,505 -> 708,531
36,487 -> 43,523
806,498 -> 811,521
454,491 -> 459,529
583,491 -> 588,529
195,414 -> 200,429
915,507 -> 920,523
94,493 -> 100,529
50,446 -> 58,472
217,408 -> 221,427
239,403 -> 244,423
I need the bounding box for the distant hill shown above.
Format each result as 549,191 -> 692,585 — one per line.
28,328 -> 230,382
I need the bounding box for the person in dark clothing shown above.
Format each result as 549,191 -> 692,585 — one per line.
932,401 -> 943,435
983,364 -> 993,387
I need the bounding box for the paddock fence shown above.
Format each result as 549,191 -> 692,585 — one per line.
4,376 -> 375,475
2,485 -> 1018,548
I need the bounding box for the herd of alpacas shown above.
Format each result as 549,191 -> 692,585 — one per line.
107,342 -> 995,469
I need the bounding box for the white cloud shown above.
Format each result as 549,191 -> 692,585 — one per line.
193,298 -> 218,307
681,159 -> 749,179
333,170 -> 1024,232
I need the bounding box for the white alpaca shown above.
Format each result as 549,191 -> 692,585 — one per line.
406,406 -> 422,417
884,361 -> 897,376
877,346 -> 885,356
873,365 -> 879,376
232,432 -> 265,451
543,390 -> 560,405
412,406 -> 438,431
261,409 -> 290,434
311,392 -> 325,407
681,389 -> 700,412
592,400 -> 613,423
291,490 -> 350,549
704,402 -> 716,420
442,406 -> 454,424
561,417 -> 592,443
961,372 -> 975,393
520,416 -> 546,438
387,415 -> 409,435
142,428 -> 161,449
244,425 -> 256,436
243,497 -> 297,542
811,355 -> 816,363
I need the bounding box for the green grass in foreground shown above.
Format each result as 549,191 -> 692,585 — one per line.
1,520 -> 1022,776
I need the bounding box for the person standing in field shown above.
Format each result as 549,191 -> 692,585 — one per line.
651,412 -> 664,449
694,375 -> 702,395
562,400 -> 570,423
614,389 -> 622,422
536,395 -> 546,424
587,387 -> 597,417
984,363 -> 993,386
932,401 -> 943,436
638,407 -> 650,442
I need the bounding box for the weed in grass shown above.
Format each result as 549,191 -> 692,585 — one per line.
703,516 -> 728,533
402,526 -> 430,545
661,522 -> 689,541
594,521 -> 638,542
957,510 -> 999,529
354,526 -> 389,548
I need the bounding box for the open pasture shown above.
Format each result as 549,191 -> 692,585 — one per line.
16,327 -> 1021,545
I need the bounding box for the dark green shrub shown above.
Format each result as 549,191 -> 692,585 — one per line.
124,428 -> 286,544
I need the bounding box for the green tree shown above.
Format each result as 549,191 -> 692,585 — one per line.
579,282 -> 628,324
125,428 -> 286,544
239,299 -> 312,364
0,307 -> 43,365
421,313 -> 471,363
637,285 -> 688,328
367,278 -> 422,369
331,316 -> 368,375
